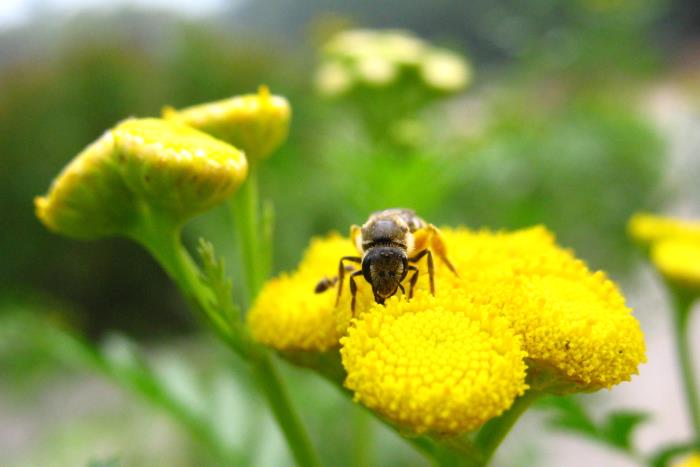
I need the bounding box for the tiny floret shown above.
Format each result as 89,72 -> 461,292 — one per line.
163,86 -> 291,163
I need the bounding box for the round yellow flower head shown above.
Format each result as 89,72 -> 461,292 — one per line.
628,212 -> 700,245
35,118 -> 247,239
436,227 -> 646,391
652,238 -> 700,292
163,86 -> 291,163
247,233 -> 356,351
340,290 -> 527,435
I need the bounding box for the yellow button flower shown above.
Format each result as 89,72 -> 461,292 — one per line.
250,224 -> 645,434
437,227 -> 646,390
35,118 -> 247,239
163,86 -> 291,163
340,290 -> 527,435
247,233 -> 356,351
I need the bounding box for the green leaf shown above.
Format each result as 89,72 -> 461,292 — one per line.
537,395 -> 598,438
197,238 -> 241,324
537,395 -> 651,456
599,411 -> 650,451
261,199 -> 275,282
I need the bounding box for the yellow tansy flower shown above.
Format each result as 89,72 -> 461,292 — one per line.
651,239 -> 700,292
340,290 -> 527,435
628,212 -> 700,245
248,234 -> 356,351
436,227 -> 645,390
35,118 -> 247,239
250,224 -> 645,433
163,86 -> 291,163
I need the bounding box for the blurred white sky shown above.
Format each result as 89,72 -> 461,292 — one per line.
0,0 -> 230,30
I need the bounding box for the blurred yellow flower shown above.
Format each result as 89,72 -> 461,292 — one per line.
652,239 -> 700,292
628,212 -> 700,293
628,212 -> 700,245
35,118 -> 247,239
341,290 -> 527,435
163,86 -> 291,163
675,453 -> 700,467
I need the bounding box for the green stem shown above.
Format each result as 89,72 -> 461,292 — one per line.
131,208 -> 240,353
251,351 -> 323,467
133,206 -> 321,467
474,389 -> 542,466
669,287 -> 700,441
230,168 -> 264,309
351,407 -> 373,467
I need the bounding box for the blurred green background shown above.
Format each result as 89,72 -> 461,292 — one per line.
1,0 -> 699,465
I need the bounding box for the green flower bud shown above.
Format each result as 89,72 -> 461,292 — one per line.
35,118 -> 247,239
163,86 -> 291,163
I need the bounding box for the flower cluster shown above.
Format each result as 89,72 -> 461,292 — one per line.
314,29 -> 471,96
248,225 -> 646,435
628,212 -> 700,293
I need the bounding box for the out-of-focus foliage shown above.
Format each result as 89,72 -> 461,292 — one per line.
0,299 -> 425,467
0,0 -> 683,464
0,1 -> 668,341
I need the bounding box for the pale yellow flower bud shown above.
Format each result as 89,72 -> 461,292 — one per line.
35,118 -> 247,239
163,86 -> 291,163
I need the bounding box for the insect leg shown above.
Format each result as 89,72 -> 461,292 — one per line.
315,265 -> 357,293
348,270 -> 364,314
336,256 -> 362,305
407,265 -> 419,299
409,249 -> 434,295
426,224 -> 458,276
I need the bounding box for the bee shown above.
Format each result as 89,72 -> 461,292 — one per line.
315,208 -> 457,312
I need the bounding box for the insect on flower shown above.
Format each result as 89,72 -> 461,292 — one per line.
315,208 -> 457,312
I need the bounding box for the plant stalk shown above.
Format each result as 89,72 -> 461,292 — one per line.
230,168 -> 265,309
474,389 -> 542,466
251,351 -> 323,467
134,204 -> 321,467
669,288 -> 700,441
